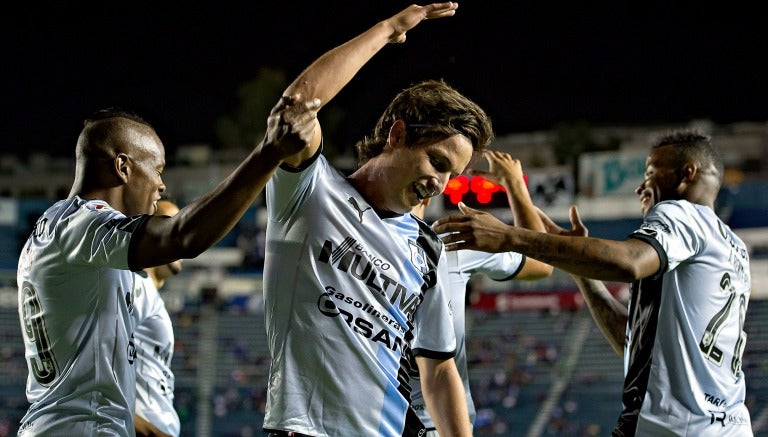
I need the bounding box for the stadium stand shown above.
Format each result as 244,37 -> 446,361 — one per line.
1,119 -> 766,436
1,280 -> 767,436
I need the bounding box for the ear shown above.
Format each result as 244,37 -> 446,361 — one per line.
114,153 -> 130,183
681,162 -> 697,182
387,119 -> 407,149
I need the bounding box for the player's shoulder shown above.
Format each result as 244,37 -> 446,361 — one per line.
651,199 -> 723,232
50,197 -> 120,221
60,197 -> 130,228
644,199 -> 704,228
81,199 -> 117,212
651,199 -> 694,214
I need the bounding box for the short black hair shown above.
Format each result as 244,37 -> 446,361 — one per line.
653,128 -> 724,178
85,106 -> 152,129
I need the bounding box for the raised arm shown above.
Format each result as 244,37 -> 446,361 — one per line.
538,206 -> 628,355
131,4 -> 459,269
281,2 -> 459,167
470,151 -> 542,230
470,151 -> 553,279
433,203 -> 660,282
131,96 -> 320,269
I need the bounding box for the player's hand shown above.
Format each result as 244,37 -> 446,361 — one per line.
386,2 -> 458,44
468,150 -> 525,191
537,205 -> 588,237
433,201 -> 514,252
263,94 -> 320,159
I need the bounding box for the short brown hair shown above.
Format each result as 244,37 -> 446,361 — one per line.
354,79 -> 493,166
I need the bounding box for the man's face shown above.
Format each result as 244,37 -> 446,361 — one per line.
635,145 -> 682,216
123,131 -> 166,216
380,134 -> 474,213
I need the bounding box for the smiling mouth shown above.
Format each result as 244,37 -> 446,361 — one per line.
639,195 -> 654,211
413,183 -> 436,200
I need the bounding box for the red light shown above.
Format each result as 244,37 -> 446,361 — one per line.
470,176 -> 504,204
443,175 -> 469,204
444,175 -> 517,206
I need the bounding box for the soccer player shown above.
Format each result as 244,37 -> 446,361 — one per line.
134,199 -> 184,437
433,129 -> 753,436
259,3 -> 495,436
410,151 -> 554,435
17,88 -> 318,433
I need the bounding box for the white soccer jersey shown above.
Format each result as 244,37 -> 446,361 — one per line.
263,153 -> 456,437
619,200 -> 752,436
410,249 -> 525,429
16,196 -> 148,436
133,271 -> 179,437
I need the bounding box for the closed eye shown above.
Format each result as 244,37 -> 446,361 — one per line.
429,155 -> 452,174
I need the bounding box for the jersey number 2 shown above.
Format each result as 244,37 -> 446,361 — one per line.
698,272 -> 747,379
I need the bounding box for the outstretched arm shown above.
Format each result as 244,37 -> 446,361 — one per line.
281,2 -> 459,167
131,96 -> 320,269
132,4 -> 458,268
538,206 -> 628,355
470,151 -> 553,279
433,202 -> 660,282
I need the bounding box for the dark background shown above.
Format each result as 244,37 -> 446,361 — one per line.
3,1 -> 767,158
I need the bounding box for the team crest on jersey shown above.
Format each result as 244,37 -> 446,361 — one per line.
638,220 -> 670,237
85,201 -> 110,211
408,240 -> 429,275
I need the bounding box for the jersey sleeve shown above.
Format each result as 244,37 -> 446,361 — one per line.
454,249 -> 525,280
267,142 -> 324,223
630,200 -> 702,275
57,201 -> 149,270
411,251 -> 456,359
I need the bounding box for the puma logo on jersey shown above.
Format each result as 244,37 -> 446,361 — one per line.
348,196 -> 371,223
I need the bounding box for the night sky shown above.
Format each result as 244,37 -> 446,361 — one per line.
3,1 -> 767,158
